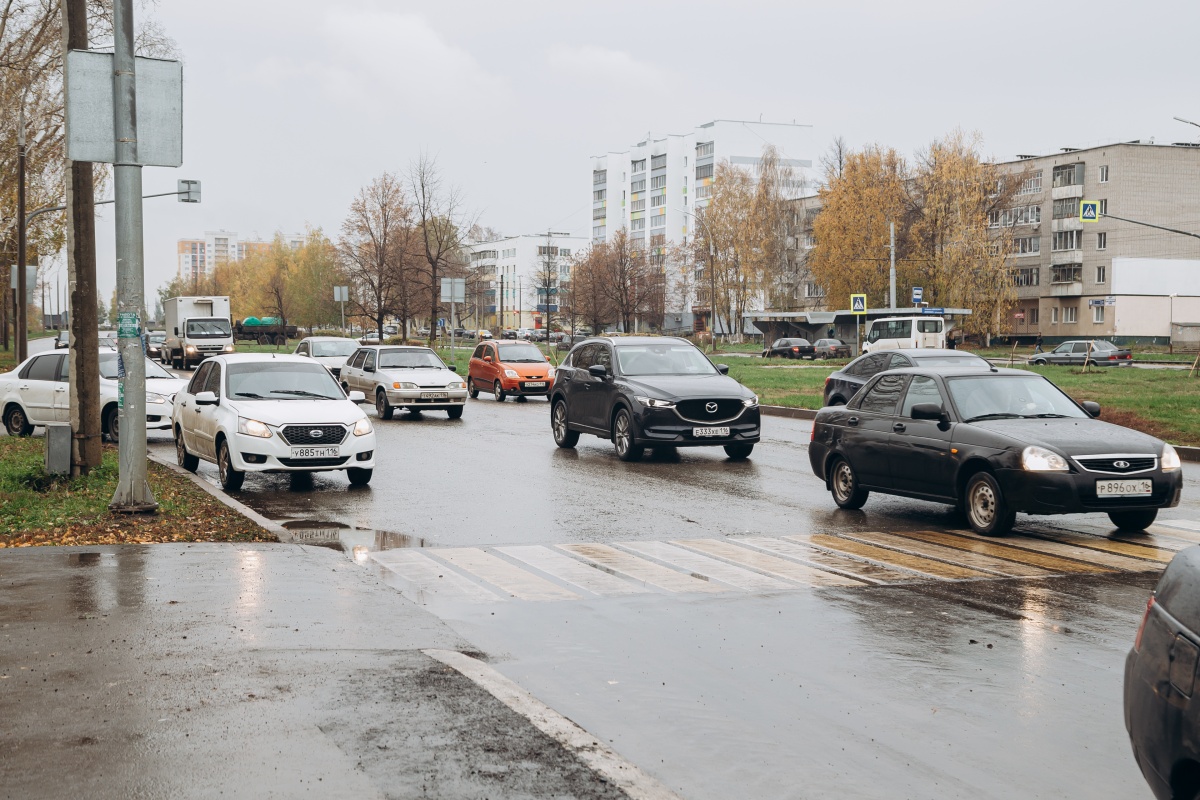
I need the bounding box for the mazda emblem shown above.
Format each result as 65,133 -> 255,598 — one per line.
706,402 -> 718,414
1113,460 -> 1130,469
310,429 -> 323,438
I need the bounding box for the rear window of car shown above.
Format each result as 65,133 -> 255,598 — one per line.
911,354 -> 988,367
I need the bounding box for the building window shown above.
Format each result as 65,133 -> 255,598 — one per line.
651,154 -> 666,170
560,248 -> 571,257
1096,231 -> 1107,250
537,246 -> 560,257
803,282 -> 825,298
1092,305 -> 1105,323
1016,170 -> 1043,195
1052,198 -> 1079,220
1052,163 -> 1084,188
631,218 -> 646,231
1052,230 -> 1082,251
650,213 -> 666,228
651,175 -> 666,189
592,207 -> 606,220
696,185 -> 713,199
631,179 -> 646,192
593,170 -> 607,186
1063,306 -> 1078,324
1029,307 -> 1039,325
1096,264 -> 1106,283
990,205 -> 1040,227
1013,267 -> 1040,286
592,225 -> 605,240
631,159 -> 646,173
1050,263 -> 1082,283
1013,236 -> 1040,255
1050,307 -> 1059,324
1099,165 -> 1109,183
593,189 -> 606,202
696,141 -> 714,158
631,198 -> 646,212
1099,199 -> 1108,215
695,164 -> 714,181
651,194 -> 665,208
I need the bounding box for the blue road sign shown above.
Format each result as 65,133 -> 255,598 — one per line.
437,318 -> 446,327
850,294 -> 867,314
1080,200 -> 1100,222
912,286 -> 923,304
921,307 -> 945,315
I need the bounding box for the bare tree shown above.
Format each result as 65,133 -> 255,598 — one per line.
338,173 -> 416,338
819,135 -> 850,184
408,154 -> 471,344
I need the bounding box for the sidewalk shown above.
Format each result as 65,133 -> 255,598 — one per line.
0,543 -> 629,799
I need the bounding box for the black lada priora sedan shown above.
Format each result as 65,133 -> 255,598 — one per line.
550,337 -> 760,462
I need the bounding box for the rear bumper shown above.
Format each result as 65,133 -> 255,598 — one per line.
995,467 -> 1182,515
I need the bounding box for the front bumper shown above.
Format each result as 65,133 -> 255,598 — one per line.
499,378 -> 555,396
231,430 -> 377,472
386,388 -> 468,408
995,467 -> 1183,515
633,405 -> 761,447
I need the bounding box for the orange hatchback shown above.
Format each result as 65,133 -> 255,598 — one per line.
468,340 -> 555,401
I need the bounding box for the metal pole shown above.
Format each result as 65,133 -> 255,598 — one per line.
17,99 -> 28,362
889,221 -> 896,310
110,0 -> 155,512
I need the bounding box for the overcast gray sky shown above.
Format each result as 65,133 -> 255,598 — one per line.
76,0 -> 1200,306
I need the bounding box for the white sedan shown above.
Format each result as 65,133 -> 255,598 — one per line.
293,336 -> 359,379
340,345 -> 467,420
0,349 -> 186,442
172,354 -> 376,491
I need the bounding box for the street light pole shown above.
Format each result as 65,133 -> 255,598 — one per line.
16,94 -> 28,362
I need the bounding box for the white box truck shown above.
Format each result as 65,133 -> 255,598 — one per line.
162,296 -> 234,370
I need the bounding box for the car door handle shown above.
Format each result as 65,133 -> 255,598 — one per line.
55,387 -> 66,392
847,416 -> 859,426
892,422 -> 906,432
19,384 -> 29,391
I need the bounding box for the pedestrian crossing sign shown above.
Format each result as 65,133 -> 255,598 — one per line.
850,294 -> 867,315
1079,200 -> 1100,222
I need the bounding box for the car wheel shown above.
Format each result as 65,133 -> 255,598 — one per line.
829,456 -> 869,510
830,397 -> 845,407
347,467 -> 372,486
494,380 -> 506,402
104,405 -> 120,444
1031,358 -> 1047,366
552,400 -> 579,448
218,440 -> 245,492
4,405 -> 33,437
724,443 -> 754,460
1108,509 -> 1158,531
447,405 -> 464,420
273,335 -> 286,347
612,408 -> 643,462
468,378 -> 479,399
375,389 -> 394,420
175,429 -> 199,472
964,471 -> 1014,537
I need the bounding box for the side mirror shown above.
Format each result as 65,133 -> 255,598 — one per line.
1081,400 -> 1101,418
448,365 -> 458,373
195,391 -> 218,406
348,390 -> 366,403
174,327 -> 179,336
484,355 -> 493,362
715,364 -> 730,375
588,364 -> 609,378
910,402 -> 944,421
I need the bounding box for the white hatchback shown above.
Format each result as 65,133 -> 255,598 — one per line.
293,336 -> 359,380
172,354 -> 376,491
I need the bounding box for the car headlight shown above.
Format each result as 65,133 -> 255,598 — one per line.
185,345 -> 197,353
145,392 -> 167,405
504,369 -> 518,378
392,381 -> 417,390
1163,443 -> 1182,472
547,367 -> 556,379
448,381 -> 467,390
223,344 -> 235,353
1021,445 -> 1068,471
353,417 -> 373,436
743,395 -> 759,408
238,417 -> 273,438
635,395 -> 676,409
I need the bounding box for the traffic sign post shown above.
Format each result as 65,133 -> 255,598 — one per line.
1080,200 -> 1100,222
333,285 -> 349,334
850,293 -> 867,353
912,286 -> 923,306
440,278 -> 466,362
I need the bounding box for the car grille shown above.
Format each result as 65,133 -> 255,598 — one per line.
675,398 -> 745,422
280,425 -> 348,446
277,456 -> 349,468
1075,455 -> 1157,475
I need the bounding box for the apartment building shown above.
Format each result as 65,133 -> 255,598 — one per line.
465,233 -> 590,331
176,230 -> 307,282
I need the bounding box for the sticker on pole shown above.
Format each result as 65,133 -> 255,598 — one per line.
1079,200 -> 1100,222
117,382 -> 124,410
117,311 -> 139,338
850,294 -> 867,315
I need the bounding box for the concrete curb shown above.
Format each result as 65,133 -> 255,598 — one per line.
760,405 -> 817,421
1179,446 -> 1200,464
147,451 -> 294,542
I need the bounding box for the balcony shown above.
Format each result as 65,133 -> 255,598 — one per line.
1049,281 -> 1083,297
1051,184 -> 1084,201
1051,249 -> 1083,265
1050,218 -> 1082,233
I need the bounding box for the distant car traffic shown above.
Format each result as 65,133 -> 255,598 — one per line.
809,366 -> 1182,536
814,338 -> 852,359
550,336 -> 760,462
294,336 -> 359,379
358,330 -> 381,344
340,345 -> 467,419
468,340 -> 555,401
452,328 -> 474,340
476,329 -> 493,340
1125,546 -> 1200,800
383,324 -> 399,336
762,338 -> 815,359
172,354 -> 375,490
1029,339 -> 1133,366
54,330 -> 70,349
822,349 -> 990,406
500,329 -> 518,340
146,331 -> 167,359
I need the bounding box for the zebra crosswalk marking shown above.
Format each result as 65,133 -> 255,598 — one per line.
1020,528 -> 1175,563
835,531 -> 1055,578
1154,519 -> 1200,535
557,543 -> 727,593
808,534 -> 994,580
889,529 -> 1112,574
616,541 -> 794,592
1149,521 -> 1200,543
431,548 -> 582,602
671,539 -> 865,587
370,550 -> 502,603
738,537 -> 927,585
944,530 -> 1157,571
497,545 -> 651,597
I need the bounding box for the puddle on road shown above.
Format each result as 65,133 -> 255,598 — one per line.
281,520 -> 429,562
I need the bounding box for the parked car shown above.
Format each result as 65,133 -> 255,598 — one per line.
500,329 -> 518,340
294,336 -> 359,379
861,315 -> 946,353
54,330 -> 70,349
358,330 -> 381,344
549,336 -> 760,462
529,329 -> 549,342
452,327 -> 474,340
1029,339 -> 1133,366
809,365 -> 1183,536
417,327 -> 431,337
762,338 -> 816,359
383,324 -> 399,336
99,331 -> 118,349
172,354 -> 375,490
340,345 -> 467,419
476,329 -> 494,340
1125,546 -> 1200,800
814,338 -> 852,359
515,328 -> 536,340
468,340 -> 555,401
146,331 -> 167,360
0,349 -> 185,443
822,349 -> 990,406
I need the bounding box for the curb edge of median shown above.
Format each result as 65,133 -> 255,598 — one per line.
760,405 -> 817,421
147,452 -> 294,542
1178,446 -> 1200,464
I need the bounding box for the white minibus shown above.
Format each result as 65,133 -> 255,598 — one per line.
861,316 -> 946,352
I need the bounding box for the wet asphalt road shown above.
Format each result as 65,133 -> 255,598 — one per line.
147,394 -> 1200,798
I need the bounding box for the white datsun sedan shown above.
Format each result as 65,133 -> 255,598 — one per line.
172,354 -> 376,491
0,348 -> 186,442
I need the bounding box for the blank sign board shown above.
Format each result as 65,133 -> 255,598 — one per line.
65,50 -> 182,167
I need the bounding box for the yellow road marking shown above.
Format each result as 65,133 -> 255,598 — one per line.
673,539 -> 864,587
497,545 -> 650,597
432,548 -> 581,602
944,530 -> 1158,572
839,531 -> 1055,578
558,544 -> 727,593
890,530 -> 1112,574
739,537 -> 927,585
370,550 -> 502,602
617,541 -> 793,592
808,535 -> 994,580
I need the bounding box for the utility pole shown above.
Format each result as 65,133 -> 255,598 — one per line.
109,0 -> 154,512
499,274 -> 504,331
16,92 -> 28,362
889,221 -> 896,310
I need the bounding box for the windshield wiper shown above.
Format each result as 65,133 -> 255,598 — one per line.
964,412 -> 1023,423
271,389 -> 339,399
1028,413 -> 1072,418
233,391 -> 265,398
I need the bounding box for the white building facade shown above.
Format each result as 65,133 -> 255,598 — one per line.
176,230 -> 308,282
466,233 -> 590,331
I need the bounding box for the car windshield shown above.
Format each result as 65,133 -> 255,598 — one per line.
227,361 -> 344,400
149,332 -> 166,343
311,340 -> 359,358
911,354 -> 988,367
616,344 -> 717,376
58,331 -> 69,341
378,349 -> 446,369
1090,340 -> 1116,351
946,374 -> 1087,422
496,344 -> 545,363
186,318 -> 232,338
98,352 -> 176,380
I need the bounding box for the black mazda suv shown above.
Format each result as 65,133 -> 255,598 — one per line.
550,336 -> 761,462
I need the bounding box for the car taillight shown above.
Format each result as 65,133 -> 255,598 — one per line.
824,376 -> 830,386
1134,595 -> 1156,652
810,425 -> 816,442
792,347 -> 799,352
1108,355 -> 1116,360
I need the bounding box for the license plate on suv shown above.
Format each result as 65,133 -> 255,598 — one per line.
1096,479 -> 1152,497
289,446 -> 340,459
693,427 -> 730,438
